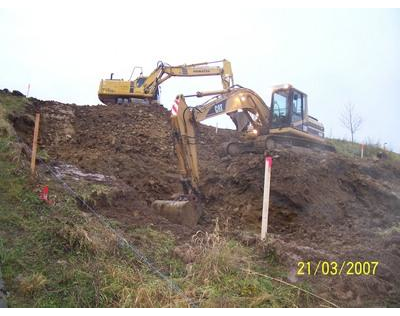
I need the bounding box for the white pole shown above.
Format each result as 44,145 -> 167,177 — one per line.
261,156 -> 272,240
361,143 -> 364,159
215,122 -> 218,134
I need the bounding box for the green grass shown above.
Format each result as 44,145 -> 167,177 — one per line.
328,138 -> 400,162
0,92 -> 29,113
0,92 -> 322,307
0,139 -> 91,306
0,147 -> 174,307
0,92 -> 30,139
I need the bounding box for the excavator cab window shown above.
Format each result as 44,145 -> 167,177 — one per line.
136,77 -> 146,88
271,90 -> 289,128
292,91 -> 303,123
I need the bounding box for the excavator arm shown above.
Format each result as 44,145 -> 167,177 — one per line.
170,96 -> 200,196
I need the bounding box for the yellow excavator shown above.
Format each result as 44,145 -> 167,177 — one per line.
98,59 -> 234,105
152,84 -> 334,226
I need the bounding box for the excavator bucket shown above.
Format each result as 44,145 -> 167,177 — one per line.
151,199 -> 201,227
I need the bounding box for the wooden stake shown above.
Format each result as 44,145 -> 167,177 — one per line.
261,156 -> 272,240
30,113 -> 40,176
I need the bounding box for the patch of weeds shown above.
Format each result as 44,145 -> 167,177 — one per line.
0,93 -> 29,114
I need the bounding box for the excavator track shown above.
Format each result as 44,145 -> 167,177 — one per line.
98,96 -> 157,105
222,134 -> 336,156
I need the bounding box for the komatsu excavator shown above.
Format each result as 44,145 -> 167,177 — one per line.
152,84 -> 334,226
98,59 -> 233,105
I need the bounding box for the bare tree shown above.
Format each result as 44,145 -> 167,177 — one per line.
340,103 -> 362,143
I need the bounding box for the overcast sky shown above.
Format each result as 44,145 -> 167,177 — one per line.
0,8 -> 399,151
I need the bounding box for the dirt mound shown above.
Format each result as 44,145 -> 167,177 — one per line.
9,94 -> 400,306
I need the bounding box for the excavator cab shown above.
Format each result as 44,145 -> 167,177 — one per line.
270,84 -> 324,138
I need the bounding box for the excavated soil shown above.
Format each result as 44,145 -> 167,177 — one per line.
8,93 -> 400,307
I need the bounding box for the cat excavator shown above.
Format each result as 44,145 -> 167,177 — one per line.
98,59 -> 233,105
152,84 -> 334,226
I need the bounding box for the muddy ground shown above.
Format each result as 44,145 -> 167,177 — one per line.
8,91 -> 400,307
